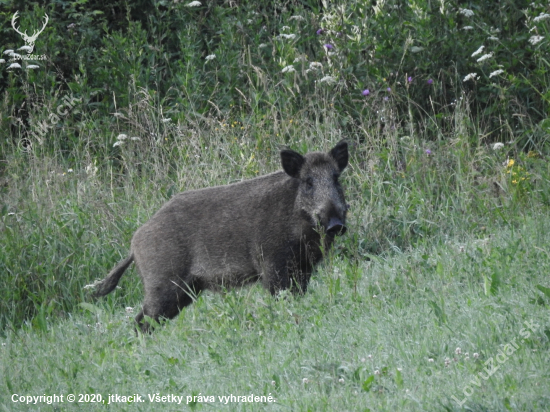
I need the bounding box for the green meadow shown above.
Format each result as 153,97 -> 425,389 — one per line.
1,0 -> 549,410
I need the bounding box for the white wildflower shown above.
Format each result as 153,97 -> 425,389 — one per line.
161,118 -> 172,123
67,168 -> 73,173
113,141 -> 124,147
319,75 -> 336,83
0,59 -> 5,64
277,33 -> 296,40
7,63 -> 21,69
410,46 -> 424,53
130,136 -> 141,141
259,43 -> 267,48
185,1 -> 201,6
492,142 -> 504,150
529,35 -> 544,45
85,163 -> 98,176
125,307 -> 134,313
471,45 -> 484,57
455,347 -> 462,355
290,15 -> 305,21
428,358 -> 434,362
463,73 -> 479,82
3,49 -> 14,55
26,65 -> 39,69
116,133 -> 128,140
302,378 -> 309,384
18,45 -> 32,52
489,69 -> 504,78
281,65 -> 295,73
476,52 -> 493,63
459,8 -> 474,17
487,36 -> 499,41
533,13 -> 550,22
205,54 -> 216,61
281,26 -> 290,31
462,26 -> 474,30
309,61 -> 323,69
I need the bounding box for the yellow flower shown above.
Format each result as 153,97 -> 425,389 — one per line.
507,159 -> 515,168
512,179 -> 518,184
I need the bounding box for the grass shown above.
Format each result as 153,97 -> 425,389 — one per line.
1,213 -> 549,411
1,99 -> 550,410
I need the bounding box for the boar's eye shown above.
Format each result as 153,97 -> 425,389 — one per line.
333,173 -> 340,182
306,177 -> 314,188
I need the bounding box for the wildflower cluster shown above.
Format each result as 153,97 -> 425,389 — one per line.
505,159 -> 530,186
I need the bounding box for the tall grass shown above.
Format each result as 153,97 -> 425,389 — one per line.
1,80 -> 549,330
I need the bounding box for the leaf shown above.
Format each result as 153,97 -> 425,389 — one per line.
395,368 -> 403,389
436,261 -> 444,276
362,375 -> 375,392
79,302 -> 103,315
536,284 -> 550,299
272,374 -> 281,390
428,299 -> 447,324
490,271 -> 501,295
483,275 -> 491,296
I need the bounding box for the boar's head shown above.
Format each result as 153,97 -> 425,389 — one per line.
281,140 -> 349,237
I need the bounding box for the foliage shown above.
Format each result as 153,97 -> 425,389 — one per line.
1,0 -> 550,151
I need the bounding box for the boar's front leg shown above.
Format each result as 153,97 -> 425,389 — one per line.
261,247 -> 312,296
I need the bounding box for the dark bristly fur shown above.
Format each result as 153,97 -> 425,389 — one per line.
93,141 -> 349,332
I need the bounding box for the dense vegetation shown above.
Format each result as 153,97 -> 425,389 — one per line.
0,0 -> 549,410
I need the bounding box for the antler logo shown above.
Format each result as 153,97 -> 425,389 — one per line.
11,11 -> 49,54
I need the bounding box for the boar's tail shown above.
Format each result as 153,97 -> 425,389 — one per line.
93,253 -> 134,297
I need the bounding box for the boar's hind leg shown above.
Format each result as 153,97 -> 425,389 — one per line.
135,279 -> 203,333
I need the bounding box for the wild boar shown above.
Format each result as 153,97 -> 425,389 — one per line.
92,140 -> 349,332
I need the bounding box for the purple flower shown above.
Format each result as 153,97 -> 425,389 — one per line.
362,89 -> 370,96
425,149 -> 432,155
316,28 -> 324,35
387,87 -> 391,92
324,44 -> 333,50
384,96 -> 389,101
407,76 -> 413,83
427,79 -> 433,85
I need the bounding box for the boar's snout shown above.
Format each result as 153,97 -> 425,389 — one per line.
326,216 -> 347,236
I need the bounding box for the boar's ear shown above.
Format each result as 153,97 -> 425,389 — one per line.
280,149 -> 305,178
330,140 -> 348,172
